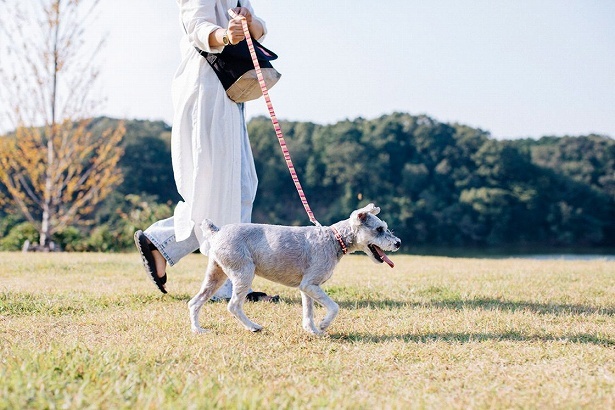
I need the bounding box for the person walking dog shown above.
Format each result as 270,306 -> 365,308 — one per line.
135,0 -> 277,302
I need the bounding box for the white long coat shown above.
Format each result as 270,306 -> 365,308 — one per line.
172,0 -> 264,254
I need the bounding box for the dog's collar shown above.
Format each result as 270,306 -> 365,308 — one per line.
330,226 -> 348,255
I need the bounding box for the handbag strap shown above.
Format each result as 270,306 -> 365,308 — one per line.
229,9 -> 320,227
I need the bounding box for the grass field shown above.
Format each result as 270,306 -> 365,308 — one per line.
1,252 -> 614,409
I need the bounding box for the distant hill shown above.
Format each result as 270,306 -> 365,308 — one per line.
2,114 -> 614,250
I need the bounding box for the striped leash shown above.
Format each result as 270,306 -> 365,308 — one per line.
229,10 -> 321,227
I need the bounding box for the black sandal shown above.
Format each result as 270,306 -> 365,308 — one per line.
134,230 -> 168,294
246,291 -> 280,303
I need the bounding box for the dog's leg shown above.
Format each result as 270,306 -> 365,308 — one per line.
188,259 -> 228,334
226,265 -> 263,332
299,281 -> 339,333
300,291 -> 319,334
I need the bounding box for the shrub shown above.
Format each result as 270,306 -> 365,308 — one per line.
85,225 -> 120,252
52,227 -> 86,252
0,222 -> 39,251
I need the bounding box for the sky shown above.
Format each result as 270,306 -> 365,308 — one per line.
28,0 -> 615,139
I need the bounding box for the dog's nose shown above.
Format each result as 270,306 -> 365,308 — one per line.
395,241 -> 401,249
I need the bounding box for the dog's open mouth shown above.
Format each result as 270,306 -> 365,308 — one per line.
368,244 -> 395,268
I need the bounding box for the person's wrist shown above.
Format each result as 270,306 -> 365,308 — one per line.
222,29 -> 230,46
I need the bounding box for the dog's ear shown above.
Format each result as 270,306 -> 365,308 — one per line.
350,203 -> 380,226
367,203 -> 380,215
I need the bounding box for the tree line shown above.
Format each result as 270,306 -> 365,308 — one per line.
248,113 -> 614,249
1,113 -> 614,252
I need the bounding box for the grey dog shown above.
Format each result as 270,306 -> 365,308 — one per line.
188,203 -> 401,335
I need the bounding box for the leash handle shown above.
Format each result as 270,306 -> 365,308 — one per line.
229,10 -> 321,227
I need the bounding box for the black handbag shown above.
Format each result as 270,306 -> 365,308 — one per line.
191,1 -> 281,103
196,37 -> 281,103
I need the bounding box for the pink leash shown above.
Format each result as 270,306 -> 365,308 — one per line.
230,10 -> 321,227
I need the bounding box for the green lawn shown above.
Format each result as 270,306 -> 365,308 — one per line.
1,252 -> 614,409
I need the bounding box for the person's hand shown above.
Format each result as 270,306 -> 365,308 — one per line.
226,7 -> 253,44
230,7 -> 252,24
226,17 -> 245,45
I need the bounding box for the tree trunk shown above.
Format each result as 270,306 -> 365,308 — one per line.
40,139 -> 53,249
39,0 -> 61,250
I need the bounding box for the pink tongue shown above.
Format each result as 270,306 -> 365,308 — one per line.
374,246 -> 395,268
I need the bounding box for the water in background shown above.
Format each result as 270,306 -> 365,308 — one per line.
514,254 -> 615,261
406,246 -> 615,261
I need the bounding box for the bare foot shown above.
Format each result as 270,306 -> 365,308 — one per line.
146,239 -> 167,279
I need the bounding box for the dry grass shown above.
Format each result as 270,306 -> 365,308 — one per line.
1,252 -> 614,409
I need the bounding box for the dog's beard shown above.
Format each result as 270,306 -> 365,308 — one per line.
368,244 -> 395,268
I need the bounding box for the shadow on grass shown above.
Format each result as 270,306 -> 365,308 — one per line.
331,297 -> 615,317
328,331 -> 615,347
166,293 -> 192,302
151,293 -> 615,322
138,294 -> 615,319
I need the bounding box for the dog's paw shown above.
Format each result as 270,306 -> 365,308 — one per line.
191,326 -> 209,334
303,323 -> 321,335
249,324 -> 263,333
303,327 -> 324,336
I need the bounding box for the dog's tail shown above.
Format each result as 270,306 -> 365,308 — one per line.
201,219 -> 220,240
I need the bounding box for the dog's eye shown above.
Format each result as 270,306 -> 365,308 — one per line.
377,227 -> 384,234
